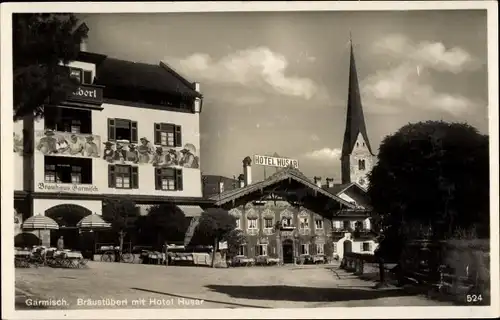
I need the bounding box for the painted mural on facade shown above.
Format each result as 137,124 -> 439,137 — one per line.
14,132 -> 24,155
35,130 -> 101,158
102,137 -> 200,169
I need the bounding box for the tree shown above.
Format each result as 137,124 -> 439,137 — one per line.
368,121 -> 489,259
191,208 -> 237,267
225,229 -> 247,259
102,198 -> 139,255
136,204 -> 188,249
13,13 -> 88,120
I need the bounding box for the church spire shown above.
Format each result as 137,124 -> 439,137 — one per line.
341,38 -> 373,157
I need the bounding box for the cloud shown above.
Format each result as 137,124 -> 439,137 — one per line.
372,34 -> 480,73
166,47 -> 319,100
362,35 -> 481,116
310,134 -> 320,142
303,147 -> 342,161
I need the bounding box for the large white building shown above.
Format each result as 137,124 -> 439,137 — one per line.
14,34 -> 212,247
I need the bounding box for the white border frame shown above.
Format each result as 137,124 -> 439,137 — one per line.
1,1 -> 498,319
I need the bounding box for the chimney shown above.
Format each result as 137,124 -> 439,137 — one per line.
80,39 -> 88,52
218,181 -> 224,193
242,156 -> 252,186
326,178 -> 334,188
194,82 -> 200,92
238,174 -> 245,188
314,176 -> 322,188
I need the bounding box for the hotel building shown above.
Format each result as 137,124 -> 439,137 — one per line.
203,41 -> 378,262
14,33 -> 212,247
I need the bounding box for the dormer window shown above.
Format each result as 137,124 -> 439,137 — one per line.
69,67 -> 93,85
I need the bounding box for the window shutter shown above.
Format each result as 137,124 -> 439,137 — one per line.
255,245 -> 259,255
175,125 -> 182,147
83,71 -> 92,84
175,169 -> 183,191
108,119 -> 116,141
155,168 -> 162,190
131,121 -> 138,143
368,243 -> 373,251
108,165 -> 115,188
131,167 -> 139,189
154,123 -> 161,145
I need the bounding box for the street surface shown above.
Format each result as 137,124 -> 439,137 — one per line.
15,262 -> 452,309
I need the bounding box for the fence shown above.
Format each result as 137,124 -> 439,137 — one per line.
340,240 -> 491,304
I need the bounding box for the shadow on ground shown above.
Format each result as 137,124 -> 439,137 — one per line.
205,284 -> 415,302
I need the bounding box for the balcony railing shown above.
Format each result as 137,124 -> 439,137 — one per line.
34,130 -> 102,158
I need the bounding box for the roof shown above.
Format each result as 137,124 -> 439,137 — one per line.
94,57 -> 201,98
323,182 -> 367,196
210,167 -> 356,209
202,175 -> 239,198
342,42 -> 374,156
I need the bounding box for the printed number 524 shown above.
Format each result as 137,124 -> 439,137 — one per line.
466,294 -> 483,303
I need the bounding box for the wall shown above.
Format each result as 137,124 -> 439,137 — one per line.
32,102 -> 202,198
348,132 -> 374,187
33,198 -> 103,216
228,199 -> 333,258
14,120 -> 24,191
334,235 -> 378,260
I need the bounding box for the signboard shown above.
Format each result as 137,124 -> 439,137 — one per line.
66,84 -> 104,105
254,155 -> 299,169
37,182 -> 98,193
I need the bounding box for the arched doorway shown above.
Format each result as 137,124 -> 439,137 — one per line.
282,239 -> 294,264
343,240 -> 352,255
45,204 -> 92,250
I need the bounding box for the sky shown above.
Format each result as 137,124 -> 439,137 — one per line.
81,10 -> 489,182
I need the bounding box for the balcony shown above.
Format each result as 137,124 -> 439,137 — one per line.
352,229 -> 376,240
65,84 -> 104,106
35,130 -> 102,159
299,228 -> 310,235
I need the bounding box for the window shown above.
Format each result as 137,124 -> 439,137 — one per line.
343,220 -> 351,230
264,218 -> 274,229
70,68 -> 82,83
44,106 -> 92,134
358,159 -> 366,171
256,244 -> 268,256
333,220 -> 341,230
300,244 -> 310,255
154,123 -> 182,147
332,242 -> 337,253
363,242 -> 371,252
108,165 -> 138,189
282,217 -> 293,227
356,142 -> 359,147
44,156 -> 92,184
355,221 -> 364,231
155,168 -> 183,191
315,219 -> 323,230
316,243 -> 324,255
247,218 -> 258,229
235,218 -> 241,229
108,118 -> 138,143
299,217 -> 309,229
362,142 -> 365,147
238,245 -> 245,256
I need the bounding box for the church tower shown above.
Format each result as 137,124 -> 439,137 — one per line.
341,39 -> 375,188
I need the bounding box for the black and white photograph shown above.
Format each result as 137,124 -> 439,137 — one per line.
1,1 -> 498,319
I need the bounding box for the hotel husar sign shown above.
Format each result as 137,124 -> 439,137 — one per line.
254,155 -> 299,169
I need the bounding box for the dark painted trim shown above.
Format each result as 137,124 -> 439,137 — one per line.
59,101 -> 104,111
29,191 -> 215,205
14,191 -> 29,200
103,98 -> 195,114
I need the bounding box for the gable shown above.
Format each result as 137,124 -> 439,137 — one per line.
337,184 -> 371,210
210,168 -> 356,209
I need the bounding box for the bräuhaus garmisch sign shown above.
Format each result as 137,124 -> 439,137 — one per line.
254,155 -> 299,169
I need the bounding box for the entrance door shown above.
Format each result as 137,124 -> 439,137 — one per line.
282,239 -> 294,264
343,240 -> 352,254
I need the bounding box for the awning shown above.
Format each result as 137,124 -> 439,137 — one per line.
177,205 -> 204,218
